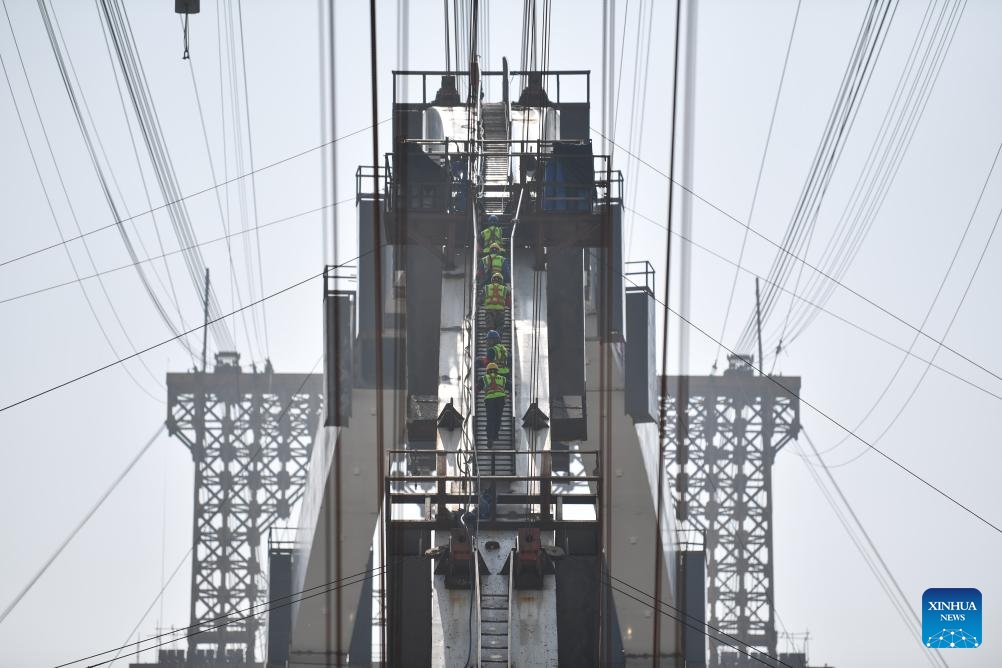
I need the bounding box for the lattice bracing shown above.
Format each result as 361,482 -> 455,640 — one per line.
662,366 -> 800,666
167,360 -> 322,663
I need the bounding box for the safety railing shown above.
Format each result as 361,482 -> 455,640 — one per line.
267,526 -> 299,550
624,260 -> 656,294
382,140 -> 622,214
506,69 -> 590,107
323,264 -> 357,292
387,449 -> 599,479
506,548 -> 514,668
675,528 -> 706,552
392,69 -> 589,107
504,97 -> 513,192
385,449 -> 601,522
474,545 -> 483,665
355,164 -> 390,203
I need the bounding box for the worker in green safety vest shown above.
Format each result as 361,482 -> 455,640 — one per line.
481,214 -> 504,248
482,362 -> 508,443
481,273 -> 510,332
483,329 -> 509,375
478,244 -> 508,285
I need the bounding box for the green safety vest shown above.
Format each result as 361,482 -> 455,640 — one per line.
481,225 -> 504,247
482,372 -> 507,399
483,283 -> 508,310
488,343 -> 509,372
480,253 -> 505,275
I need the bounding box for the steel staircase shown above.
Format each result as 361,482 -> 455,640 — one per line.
474,100 -> 516,488
481,102 -> 510,215
474,298 -> 515,480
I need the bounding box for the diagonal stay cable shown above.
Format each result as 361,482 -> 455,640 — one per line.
0,423 -> 166,626
801,429 -> 948,668
797,134 -> 1002,462
793,436 -> 946,668
606,572 -> 793,667
714,0 -> 802,369
0,0 -> 163,402
596,127 -> 1002,386
815,184 -> 1001,470
622,273 -> 1002,535
56,566 -> 385,668
44,0 -> 198,362
0,197 -> 354,306
0,249 -> 377,414
604,579 -> 790,668
104,546 -> 192,666
91,571 -> 384,668
0,119 -> 389,269
625,204 -> 1002,403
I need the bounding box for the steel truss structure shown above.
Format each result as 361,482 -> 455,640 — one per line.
167,359 -> 322,663
663,364 -> 800,666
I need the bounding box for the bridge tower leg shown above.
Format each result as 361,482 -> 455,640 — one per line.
664,361 -> 800,666
166,354 -> 322,664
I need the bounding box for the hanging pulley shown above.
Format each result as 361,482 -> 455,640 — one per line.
174,0 -> 200,60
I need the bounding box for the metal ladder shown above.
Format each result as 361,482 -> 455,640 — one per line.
478,558 -> 514,667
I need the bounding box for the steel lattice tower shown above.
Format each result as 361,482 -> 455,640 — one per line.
663,359 -> 800,666
167,355 -> 322,663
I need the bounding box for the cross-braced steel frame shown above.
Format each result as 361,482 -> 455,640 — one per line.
167,365 -> 322,663
662,368 -> 800,666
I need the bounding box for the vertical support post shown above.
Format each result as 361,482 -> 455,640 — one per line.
761,389 -> 778,660
755,277 -> 764,375
677,0 -> 698,379
201,268 -> 211,373
366,3 -> 387,660
436,451 -> 448,520
187,392 -> 204,661
540,451 -> 552,519
656,0 -> 685,661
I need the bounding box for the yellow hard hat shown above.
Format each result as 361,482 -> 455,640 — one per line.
486,362 -> 498,371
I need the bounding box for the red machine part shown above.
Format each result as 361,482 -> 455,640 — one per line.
517,528 -> 542,565
450,528 -> 473,562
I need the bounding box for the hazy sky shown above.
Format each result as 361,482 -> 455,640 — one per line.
0,1 -> 1000,666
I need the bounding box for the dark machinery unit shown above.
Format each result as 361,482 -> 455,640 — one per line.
624,261 -> 658,423
323,277 -> 355,427
385,528 -> 434,665
355,199 -> 405,390
547,248 -> 587,443
265,539 -> 293,667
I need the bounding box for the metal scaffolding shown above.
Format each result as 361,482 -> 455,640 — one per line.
166,355 -> 322,663
663,359 -> 801,666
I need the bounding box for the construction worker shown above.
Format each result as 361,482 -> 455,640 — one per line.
483,330 -> 509,375
478,245 -> 508,287
481,272 -> 510,332
482,362 -> 508,444
481,215 -> 504,248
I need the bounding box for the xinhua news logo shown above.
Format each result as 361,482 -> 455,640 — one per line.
923,588 -> 982,649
